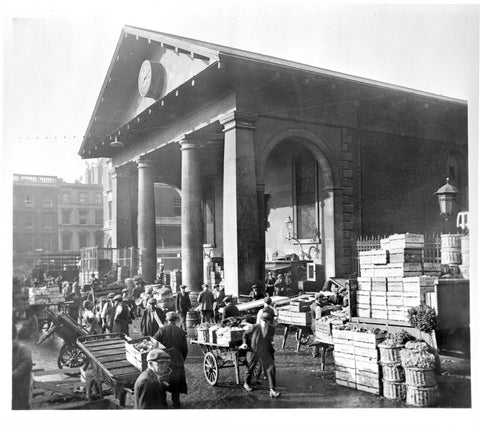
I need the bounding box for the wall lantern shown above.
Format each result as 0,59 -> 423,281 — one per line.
285,216 -> 294,241
434,177 -> 459,231
110,136 -> 124,148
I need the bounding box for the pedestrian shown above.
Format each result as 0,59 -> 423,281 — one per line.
122,288 -> 136,323
153,312 -> 188,408
12,324 -> 33,410
72,279 -> 81,298
197,283 -> 214,323
212,283 -> 223,323
140,298 -> 166,337
265,271 -> 276,297
248,284 -> 264,301
240,310 -> 281,398
81,300 -> 101,334
256,296 -> 277,324
62,280 -> 72,296
100,292 -> 116,333
112,294 -> 130,336
221,296 -> 240,321
134,348 -> 171,409
175,284 -> 192,331
274,273 -> 286,296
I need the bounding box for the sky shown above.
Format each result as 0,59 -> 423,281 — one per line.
1,1 -> 478,183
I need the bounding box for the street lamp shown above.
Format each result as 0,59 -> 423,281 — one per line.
110,136 -> 124,148
434,177 -> 459,232
285,216 -> 294,241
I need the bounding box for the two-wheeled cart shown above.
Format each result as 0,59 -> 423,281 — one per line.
190,340 -> 248,386
37,312 -> 90,375
76,333 -> 140,407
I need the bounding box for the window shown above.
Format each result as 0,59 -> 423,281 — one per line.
174,195 -> 182,216
108,201 -> 112,221
94,210 -> 103,225
42,196 -> 53,207
94,230 -> 103,247
94,193 -> 102,204
294,152 -> 318,240
79,192 -> 87,203
79,210 -> 88,225
62,232 -> 72,251
78,232 -> 89,249
25,213 -> 34,229
62,209 -> 71,224
24,196 -> 33,207
42,213 -> 53,229
203,188 -> 215,245
62,192 -> 71,202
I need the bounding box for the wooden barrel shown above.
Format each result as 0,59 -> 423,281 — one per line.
441,234 -> 461,265
186,310 -> 200,328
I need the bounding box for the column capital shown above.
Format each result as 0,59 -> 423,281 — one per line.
178,134 -> 222,151
256,182 -> 266,192
219,110 -> 257,132
137,158 -> 153,169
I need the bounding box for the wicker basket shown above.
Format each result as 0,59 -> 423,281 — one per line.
380,362 -> 405,382
404,367 -> 436,387
406,385 -> 439,407
382,380 -> 406,400
378,344 -> 404,363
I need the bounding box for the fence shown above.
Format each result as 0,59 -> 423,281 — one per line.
353,233 -> 441,276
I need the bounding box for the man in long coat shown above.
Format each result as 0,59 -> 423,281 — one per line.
240,310 -> 280,398
141,298 -> 166,337
175,284 -> 191,331
153,312 -> 188,408
197,283 -> 214,323
12,325 -> 33,409
112,295 -> 130,336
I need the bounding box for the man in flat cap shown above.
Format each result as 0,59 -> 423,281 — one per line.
154,312 -> 188,408
134,348 -> 170,409
100,292 -> 116,334
197,283 -> 215,323
221,296 -> 240,321
249,284 -> 264,301
240,310 -> 281,398
112,295 -> 130,336
141,297 -> 166,337
175,284 -> 191,331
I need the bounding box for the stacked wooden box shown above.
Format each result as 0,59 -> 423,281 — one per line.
215,327 -> 244,345
278,309 -> 312,326
125,337 -> 163,371
333,328 -> 386,394
28,287 -> 50,304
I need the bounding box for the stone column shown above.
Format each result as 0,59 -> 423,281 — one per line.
179,137 -> 204,292
220,111 -> 261,296
111,167 -> 133,248
137,158 -> 156,284
256,182 -> 266,284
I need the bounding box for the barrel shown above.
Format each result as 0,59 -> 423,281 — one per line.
186,310 -> 200,328
441,234 -> 462,265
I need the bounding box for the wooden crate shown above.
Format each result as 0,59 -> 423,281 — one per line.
353,331 -> 386,346
388,233 -> 425,249
289,301 -> 311,313
333,352 -> 356,368
371,278 -> 387,291
125,337 -> 164,371
335,365 -> 356,383
356,360 -> 380,374
371,291 -> 387,306
356,369 -> 381,388
332,328 -> 354,342
386,278 -> 403,292
371,309 -> 388,320
357,277 -> 372,291
354,345 -> 379,361
215,328 -> 244,344
356,290 -> 371,304
356,304 -> 371,318
387,291 -> 403,306
389,248 -> 424,264
371,249 -> 389,265
334,342 -> 355,355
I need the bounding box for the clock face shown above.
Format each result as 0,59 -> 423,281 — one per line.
138,61 -> 152,97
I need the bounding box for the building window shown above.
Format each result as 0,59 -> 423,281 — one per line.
94,193 -> 102,204
94,210 -> 103,225
79,210 -> 88,225
62,232 -> 72,251
108,201 -> 112,221
42,196 -> 53,207
79,192 -> 87,203
62,191 -> 71,202
174,195 -> 182,216
25,213 -> 34,229
203,188 -> 215,245
78,232 -> 89,249
24,196 -> 33,207
42,213 -> 53,229
294,153 -> 318,240
94,230 -> 103,247
62,209 -> 71,224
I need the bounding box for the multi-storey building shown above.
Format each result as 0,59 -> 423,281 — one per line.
13,173 -> 104,275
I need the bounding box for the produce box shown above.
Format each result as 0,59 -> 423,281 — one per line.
125,337 -> 164,371
289,301 -> 311,313
386,292 -> 403,306
356,277 -> 372,291
389,248 -> 424,264
208,326 -> 218,344
387,307 -> 409,322
380,238 -> 390,250
356,290 -> 371,304
334,342 -> 355,355
371,309 -> 388,320
370,291 -> 387,306
371,249 -> 389,265
332,328 -> 354,342
277,310 -> 311,326
387,278 -> 403,292
335,365 -> 356,384
355,303 -> 371,318
354,345 -> 379,361
215,327 -> 244,345
333,351 -> 356,368
353,330 -> 386,347
359,265 -> 375,278
372,265 -> 388,278
196,327 -> 210,343
371,278 -> 387,291
403,276 -> 437,290
388,233 -> 425,249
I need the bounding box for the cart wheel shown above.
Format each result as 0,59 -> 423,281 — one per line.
204,352 -> 219,386
57,344 -> 89,376
86,373 -> 103,401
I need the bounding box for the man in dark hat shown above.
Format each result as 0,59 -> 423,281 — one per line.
175,284 -> 191,331
212,283 -> 224,323
112,295 -> 130,336
153,312 -> 188,408
141,297 -> 166,337
240,310 -> 280,398
197,283 -> 214,323
256,296 -> 277,324
100,292 -> 116,333
248,284 -> 264,301
134,348 -> 170,409
221,296 -> 240,321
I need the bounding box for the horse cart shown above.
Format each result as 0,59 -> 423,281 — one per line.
190,339 -> 248,386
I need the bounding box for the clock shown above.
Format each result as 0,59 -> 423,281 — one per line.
138,60 -> 165,99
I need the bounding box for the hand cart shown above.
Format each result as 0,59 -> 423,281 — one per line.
277,322 -> 313,352
190,339 -> 248,386
37,312 -> 90,375
76,333 -> 140,407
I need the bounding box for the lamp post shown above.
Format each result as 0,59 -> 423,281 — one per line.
434,177 -> 459,233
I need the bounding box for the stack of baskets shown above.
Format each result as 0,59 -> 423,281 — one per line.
401,341 -> 439,407
378,339 -> 406,400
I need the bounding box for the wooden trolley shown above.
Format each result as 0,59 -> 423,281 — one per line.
190,339 -> 248,386
76,333 -> 140,407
